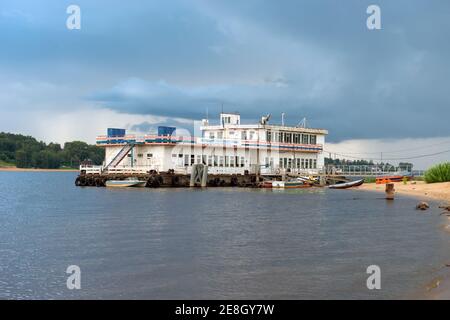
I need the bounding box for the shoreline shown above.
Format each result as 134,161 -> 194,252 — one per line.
356,181 -> 450,203
356,181 -> 450,300
0,167 -> 78,172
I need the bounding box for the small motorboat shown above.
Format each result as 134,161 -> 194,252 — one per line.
329,179 -> 364,189
271,180 -> 312,189
105,178 -> 146,188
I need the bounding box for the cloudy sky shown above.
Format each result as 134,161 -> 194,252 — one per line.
1,0 -> 449,168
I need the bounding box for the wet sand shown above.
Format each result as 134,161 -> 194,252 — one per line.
357,181 -> 450,203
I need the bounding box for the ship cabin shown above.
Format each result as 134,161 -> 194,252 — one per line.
91,113 -> 328,175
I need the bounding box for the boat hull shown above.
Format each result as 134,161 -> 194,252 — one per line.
105,180 -> 146,188
329,179 -> 364,189
271,181 -> 312,189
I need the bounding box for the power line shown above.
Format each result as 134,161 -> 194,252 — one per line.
326,139 -> 450,155
324,148 -> 450,161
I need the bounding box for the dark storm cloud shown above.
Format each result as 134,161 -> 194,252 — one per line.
1,0 -> 450,141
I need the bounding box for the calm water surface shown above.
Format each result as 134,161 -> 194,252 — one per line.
0,172 -> 449,299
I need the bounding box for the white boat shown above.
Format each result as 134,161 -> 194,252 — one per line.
105,178 -> 146,188
328,179 -> 364,189
270,180 -> 312,189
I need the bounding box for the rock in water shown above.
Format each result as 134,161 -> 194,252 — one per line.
439,205 -> 450,212
416,201 -> 430,210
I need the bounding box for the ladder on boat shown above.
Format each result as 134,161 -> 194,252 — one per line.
103,143 -> 135,172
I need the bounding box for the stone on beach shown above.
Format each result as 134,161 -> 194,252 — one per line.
416,201 -> 430,210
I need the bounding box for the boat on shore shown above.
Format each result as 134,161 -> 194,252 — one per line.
105,178 -> 146,188
329,179 -> 364,189
376,175 -> 410,184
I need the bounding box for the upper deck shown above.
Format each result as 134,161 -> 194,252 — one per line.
96,134 -> 324,152
97,113 -> 327,153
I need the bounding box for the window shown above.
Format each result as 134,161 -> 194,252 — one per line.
191,155 -> 195,165
214,155 -> 218,166
266,131 -> 272,142
241,131 -> 247,140
209,132 -> 215,139
301,159 -> 305,169
147,153 -> 153,159
309,159 -> 313,169
138,153 -> 143,158
302,134 -> 309,144
207,156 -> 213,166
275,132 -> 280,142
286,133 -> 292,143
249,131 -> 255,140
279,158 -> 283,168
310,135 -> 317,145
184,155 -> 189,166
230,156 -> 235,167
225,156 -> 229,167
171,154 -> 176,158
196,155 -> 201,164
240,157 -> 245,167
283,158 -> 288,168
219,156 -> 224,167
288,158 -> 292,168
313,159 -> 317,169
217,131 -> 223,139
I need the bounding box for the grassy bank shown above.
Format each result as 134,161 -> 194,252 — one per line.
425,162 -> 450,183
0,160 -> 15,167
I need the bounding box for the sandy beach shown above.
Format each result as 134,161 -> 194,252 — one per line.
358,181 -> 450,299
357,181 -> 450,203
0,167 -> 78,172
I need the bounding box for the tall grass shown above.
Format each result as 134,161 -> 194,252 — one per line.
424,162 -> 450,183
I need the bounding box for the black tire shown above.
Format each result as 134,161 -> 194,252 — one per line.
75,177 -> 81,187
171,176 -> 180,186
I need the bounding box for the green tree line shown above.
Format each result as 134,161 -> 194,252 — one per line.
0,132 -> 104,169
325,157 -> 413,170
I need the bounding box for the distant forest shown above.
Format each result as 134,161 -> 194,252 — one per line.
325,157 -> 413,170
0,132 -> 104,169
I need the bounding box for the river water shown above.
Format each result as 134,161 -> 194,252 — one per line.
0,171 -> 448,299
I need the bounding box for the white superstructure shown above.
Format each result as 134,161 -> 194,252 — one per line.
90,113 -> 328,175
